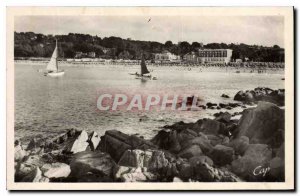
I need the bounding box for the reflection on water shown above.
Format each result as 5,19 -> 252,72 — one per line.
15,63 -> 284,141
140,78 -> 148,85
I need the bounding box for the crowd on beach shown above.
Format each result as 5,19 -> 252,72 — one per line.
15,58 -> 284,71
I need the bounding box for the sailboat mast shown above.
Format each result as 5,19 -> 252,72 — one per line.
141,54 -> 143,75
55,39 -> 58,71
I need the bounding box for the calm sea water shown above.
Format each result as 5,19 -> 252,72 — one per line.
15,62 -> 284,141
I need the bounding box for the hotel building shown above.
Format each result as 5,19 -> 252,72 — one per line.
197,49 -> 233,64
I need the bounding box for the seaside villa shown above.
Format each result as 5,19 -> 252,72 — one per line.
154,50 -> 181,62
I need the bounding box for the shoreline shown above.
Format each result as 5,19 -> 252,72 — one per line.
15,61 -> 285,78
14,60 -> 285,74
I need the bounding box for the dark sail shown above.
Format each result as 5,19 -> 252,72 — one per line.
140,55 -> 150,75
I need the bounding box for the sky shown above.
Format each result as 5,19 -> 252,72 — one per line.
15,15 -> 284,47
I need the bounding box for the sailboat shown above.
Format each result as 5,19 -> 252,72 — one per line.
44,40 -> 65,77
134,55 -> 157,80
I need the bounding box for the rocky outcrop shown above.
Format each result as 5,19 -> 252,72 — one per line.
221,94 -> 230,98
14,90 -> 285,183
234,87 -> 284,106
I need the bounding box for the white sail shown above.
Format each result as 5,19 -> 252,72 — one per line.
46,41 -> 58,71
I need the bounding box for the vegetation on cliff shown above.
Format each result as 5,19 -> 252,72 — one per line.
15,32 -> 284,62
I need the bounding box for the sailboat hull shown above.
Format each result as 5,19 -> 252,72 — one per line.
135,75 -> 157,80
45,71 -> 65,77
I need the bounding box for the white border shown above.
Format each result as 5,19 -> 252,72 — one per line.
5,5 -> 295,191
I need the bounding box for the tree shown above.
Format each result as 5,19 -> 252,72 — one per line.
191,42 -> 200,48
164,40 -> 173,48
178,41 -> 191,56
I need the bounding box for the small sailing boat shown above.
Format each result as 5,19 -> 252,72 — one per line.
134,55 -> 157,80
44,40 -> 65,77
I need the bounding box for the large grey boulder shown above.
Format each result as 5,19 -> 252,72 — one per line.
228,136 -> 249,156
98,130 -> 157,162
15,154 -> 45,181
88,131 -> 101,151
189,155 -> 213,167
235,102 -> 284,147
183,136 -> 213,154
193,162 -> 242,182
20,167 -> 49,182
178,145 -> 202,159
118,149 -> 170,173
41,162 -> 71,179
64,130 -> 90,154
267,156 -> 284,181
70,151 -> 116,182
116,149 -> 176,181
231,144 -> 272,181
151,128 -> 197,154
195,119 -> 227,135
14,140 -> 27,162
210,145 -> 234,166
118,149 -> 149,168
119,167 -> 157,182
214,112 -> 231,123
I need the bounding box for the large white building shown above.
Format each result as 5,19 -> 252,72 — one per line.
197,49 -> 233,64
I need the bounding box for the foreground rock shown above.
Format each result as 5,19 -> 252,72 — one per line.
115,149 -> 171,182
69,151 -> 116,182
25,129 -> 97,155
231,144 -> 272,181
98,130 -> 157,162
228,136 -> 249,156
210,145 -> 234,166
234,102 -> 284,147
41,162 -> 71,179
14,140 -> 27,162
19,167 -> 49,182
